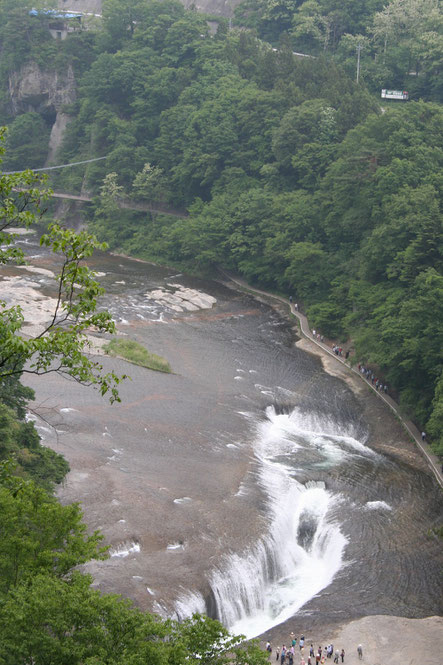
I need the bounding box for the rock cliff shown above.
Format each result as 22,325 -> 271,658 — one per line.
58,0 -> 102,14
8,62 -> 76,116
57,0 -> 240,18
8,62 -> 76,164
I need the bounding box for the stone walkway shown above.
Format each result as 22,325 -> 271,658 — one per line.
220,271 -> 443,491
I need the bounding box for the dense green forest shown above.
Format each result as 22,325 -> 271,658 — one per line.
233,0 -> 443,101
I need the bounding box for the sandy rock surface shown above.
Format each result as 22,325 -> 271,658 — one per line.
330,615 -> 443,665
264,616 -> 443,665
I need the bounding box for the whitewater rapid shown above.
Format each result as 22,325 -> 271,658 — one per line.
175,404 -> 377,638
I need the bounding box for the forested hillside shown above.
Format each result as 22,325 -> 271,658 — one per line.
233,0 -> 443,101
0,0 -> 441,453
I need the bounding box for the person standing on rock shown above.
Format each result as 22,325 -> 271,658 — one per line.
357,645 -> 363,660
276,647 -> 280,661
340,649 -> 345,663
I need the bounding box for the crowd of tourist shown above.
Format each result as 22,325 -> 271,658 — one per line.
357,364 -> 388,394
265,635 -> 363,664
309,324 -> 388,396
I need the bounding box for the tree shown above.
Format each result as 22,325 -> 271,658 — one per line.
0,402 -> 69,490
100,0 -> 151,50
0,130 -> 125,403
3,113 -> 50,171
132,162 -> 169,203
427,368 -> 443,454
0,476 -> 106,596
284,241 -> 331,300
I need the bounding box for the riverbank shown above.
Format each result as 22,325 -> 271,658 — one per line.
217,271 -> 443,491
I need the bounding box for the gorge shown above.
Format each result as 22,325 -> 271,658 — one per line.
9,234 -> 442,640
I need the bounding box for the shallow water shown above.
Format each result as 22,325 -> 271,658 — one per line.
6,238 -> 443,638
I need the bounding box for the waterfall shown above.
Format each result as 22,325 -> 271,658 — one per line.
175,405 -> 373,638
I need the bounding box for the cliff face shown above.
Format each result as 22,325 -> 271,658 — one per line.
8,62 -> 76,164
181,0 -> 241,17
57,0 -> 102,14
8,62 -> 76,116
57,0 -> 241,18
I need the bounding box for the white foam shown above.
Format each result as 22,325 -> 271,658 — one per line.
173,497 -> 192,504
110,541 -> 140,558
167,542 -> 185,550
175,406 -> 372,638
60,407 -> 78,413
175,590 -> 206,620
365,500 -> 392,511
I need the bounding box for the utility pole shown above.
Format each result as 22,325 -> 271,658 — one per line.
356,43 -> 362,84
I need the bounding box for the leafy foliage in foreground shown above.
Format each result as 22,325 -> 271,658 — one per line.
0,402 -> 68,490
0,466 -> 267,664
0,129 -> 125,404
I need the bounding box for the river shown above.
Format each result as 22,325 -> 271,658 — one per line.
4,232 -> 443,640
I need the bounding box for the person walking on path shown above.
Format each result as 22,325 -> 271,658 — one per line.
276,648 -> 280,662
357,645 -> 363,660
340,649 -> 345,663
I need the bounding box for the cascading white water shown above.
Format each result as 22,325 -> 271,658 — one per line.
176,405 -> 373,637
